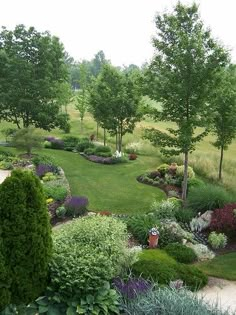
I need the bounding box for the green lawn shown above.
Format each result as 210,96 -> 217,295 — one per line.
41,149 -> 165,214
196,252 -> 236,281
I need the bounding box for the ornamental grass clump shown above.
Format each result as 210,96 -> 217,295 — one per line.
64,196 -> 88,217
121,287 -> 230,315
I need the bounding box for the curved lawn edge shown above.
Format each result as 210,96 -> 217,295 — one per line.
42,150 -> 166,215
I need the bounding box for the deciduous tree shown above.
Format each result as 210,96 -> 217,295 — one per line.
144,3 -> 228,200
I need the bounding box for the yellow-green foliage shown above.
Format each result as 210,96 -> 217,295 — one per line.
50,216 -> 129,298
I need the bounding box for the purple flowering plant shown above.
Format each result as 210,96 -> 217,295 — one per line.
36,164 -> 57,178
64,196 -> 88,217
113,277 -> 152,299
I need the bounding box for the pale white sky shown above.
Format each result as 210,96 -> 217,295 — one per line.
1,0 -> 236,66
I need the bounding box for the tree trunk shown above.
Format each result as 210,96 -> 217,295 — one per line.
182,151 -> 189,202
96,122 -> 99,140
219,145 -> 224,181
103,128 -> 106,146
115,131 -> 118,150
81,118 -> 83,133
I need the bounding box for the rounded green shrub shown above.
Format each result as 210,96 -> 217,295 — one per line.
164,243 -> 197,264
157,164 -> 169,176
132,250 -> 207,291
95,145 -> 111,153
56,206 -> 67,218
0,170 -> 52,305
50,216 -> 129,298
187,177 -> 205,190
132,250 -> 178,285
187,184 -> 233,213
208,232 -> 227,249
176,264 -> 208,291
96,151 -> 112,157
84,147 -> 96,155
176,165 -> 195,179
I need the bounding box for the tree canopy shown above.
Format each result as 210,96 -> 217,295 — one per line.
90,64 -> 142,150
0,24 -> 70,130
144,3 -> 229,200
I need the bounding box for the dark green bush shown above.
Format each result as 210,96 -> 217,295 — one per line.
132,250 -> 178,285
0,170 -> 52,306
176,264 -> 208,291
157,164 -> 169,176
43,185 -> 68,201
164,243 -> 197,264
84,147 -> 96,155
0,243 -> 11,311
95,145 -> 112,153
187,177 -> 205,191
187,184 -> 233,213
96,151 -> 112,157
126,215 -> 159,245
77,140 -> 94,152
132,250 -> 207,291
63,136 -> 79,151
31,154 -> 57,167
174,207 -> 195,224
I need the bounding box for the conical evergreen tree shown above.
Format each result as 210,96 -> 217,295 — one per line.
0,169 -> 52,308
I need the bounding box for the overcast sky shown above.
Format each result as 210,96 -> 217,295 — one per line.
1,0 -> 236,66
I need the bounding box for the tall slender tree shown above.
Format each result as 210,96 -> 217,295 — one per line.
144,3 -> 228,200
210,65 -> 236,180
89,64 -> 141,150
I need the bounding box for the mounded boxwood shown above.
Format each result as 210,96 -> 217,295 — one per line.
0,170 -> 52,307
132,250 -> 207,291
164,243 -> 197,264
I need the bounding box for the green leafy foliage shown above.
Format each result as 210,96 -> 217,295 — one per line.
144,2 -> 229,200
187,184 -> 233,213
150,200 -> 177,220
55,206 -> 67,218
63,136 -> 79,151
12,128 -> 42,156
0,24 -> 69,131
208,232 -> 227,249
132,250 -> 207,291
50,216 -> 129,298
43,185 -> 67,201
187,178 -> 205,190
164,243 -> 197,264
126,215 -> 159,245
0,170 -> 52,306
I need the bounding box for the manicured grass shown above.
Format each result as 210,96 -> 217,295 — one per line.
196,252 -> 236,281
41,149 -> 166,214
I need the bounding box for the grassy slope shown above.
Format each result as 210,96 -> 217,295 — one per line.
196,253 -> 236,281
42,149 -> 165,214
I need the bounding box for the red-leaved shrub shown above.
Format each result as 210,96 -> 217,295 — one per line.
129,153 -> 137,160
210,203 -> 236,234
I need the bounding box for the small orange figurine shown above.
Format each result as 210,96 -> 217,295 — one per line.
148,227 -> 160,249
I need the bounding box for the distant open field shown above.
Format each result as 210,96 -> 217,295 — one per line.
1,100 -> 236,193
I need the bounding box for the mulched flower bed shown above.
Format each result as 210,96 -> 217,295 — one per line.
137,174 -> 182,198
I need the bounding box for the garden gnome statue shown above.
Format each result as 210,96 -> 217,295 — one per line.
148,227 -> 159,249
